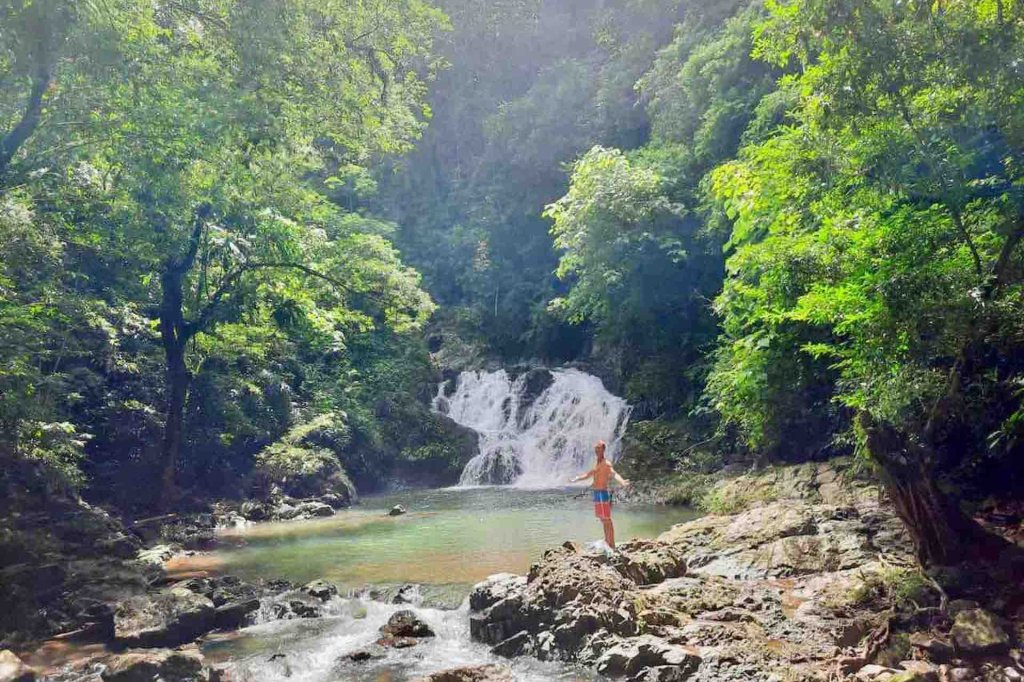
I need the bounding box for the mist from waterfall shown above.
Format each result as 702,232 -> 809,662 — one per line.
432,368 -> 631,487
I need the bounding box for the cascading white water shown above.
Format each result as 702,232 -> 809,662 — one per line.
433,368 -> 631,487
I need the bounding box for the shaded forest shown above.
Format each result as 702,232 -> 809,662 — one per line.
3,0 -> 1024,567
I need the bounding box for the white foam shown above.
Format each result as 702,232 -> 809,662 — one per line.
433,368 -> 631,487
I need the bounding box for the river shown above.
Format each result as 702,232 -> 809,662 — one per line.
178,487 -> 697,681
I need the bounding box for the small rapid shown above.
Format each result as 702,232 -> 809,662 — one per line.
205,595 -> 594,681
433,368 -> 631,487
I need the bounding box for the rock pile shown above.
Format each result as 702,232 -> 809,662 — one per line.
469,461 -> 1024,681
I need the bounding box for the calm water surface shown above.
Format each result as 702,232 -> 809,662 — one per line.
181,486 -> 698,590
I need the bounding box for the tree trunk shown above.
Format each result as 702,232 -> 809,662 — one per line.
160,338 -> 189,509
857,413 -> 991,566
156,206 -> 209,509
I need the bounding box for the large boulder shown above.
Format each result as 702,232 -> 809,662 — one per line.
0,650 -> 35,682
594,635 -> 701,677
950,609 -> 1010,655
113,589 -> 216,647
100,647 -> 209,682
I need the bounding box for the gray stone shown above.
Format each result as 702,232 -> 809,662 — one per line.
379,609 -> 435,638
303,579 -> 337,601
113,588 -> 216,647
101,647 -> 208,682
213,598 -> 260,629
596,635 -> 701,677
951,609 -> 1010,655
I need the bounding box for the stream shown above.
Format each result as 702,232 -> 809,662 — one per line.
180,487 -> 697,681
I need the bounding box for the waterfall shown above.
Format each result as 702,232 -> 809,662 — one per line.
432,368 -> 631,487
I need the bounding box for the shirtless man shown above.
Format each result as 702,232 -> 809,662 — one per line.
570,440 -> 630,550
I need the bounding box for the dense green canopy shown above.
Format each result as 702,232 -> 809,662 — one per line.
3,0 -> 1023,561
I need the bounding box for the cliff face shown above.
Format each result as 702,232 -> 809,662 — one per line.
468,462 -> 1024,681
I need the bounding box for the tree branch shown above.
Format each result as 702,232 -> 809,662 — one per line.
185,260 -> 358,339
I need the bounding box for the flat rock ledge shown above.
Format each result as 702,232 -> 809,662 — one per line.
469,464 -> 954,681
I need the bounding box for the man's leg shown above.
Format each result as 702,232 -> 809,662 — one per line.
602,518 -> 615,549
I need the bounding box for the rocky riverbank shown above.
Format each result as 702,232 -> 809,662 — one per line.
468,461 -> 1024,681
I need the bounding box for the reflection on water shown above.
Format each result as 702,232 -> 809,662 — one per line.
169,487 -> 696,682
177,487 -> 697,589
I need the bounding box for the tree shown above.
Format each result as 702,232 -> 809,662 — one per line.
1,0 -> 444,506
709,0 -> 1024,564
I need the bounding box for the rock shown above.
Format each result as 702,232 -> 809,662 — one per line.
628,666 -> 698,682
945,668 -> 975,682
239,500 -> 272,521
490,630 -> 533,658
947,599 -> 981,615
213,598 -> 260,629
388,505 -> 407,517
951,609 -> 1010,655
136,540 -> 176,561
854,664 -> 900,681
1004,667 -> 1022,681
897,661 -> 939,682
270,591 -> 324,619
113,589 -> 216,647
410,664 -> 514,682
294,501 -> 334,519
909,632 -> 955,662
595,635 -> 701,677
393,584 -> 420,604
347,646 -> 385,662
317,493 -> 350,510
101,647 -> 208,682
302,579 -> 337,602
469,574 -> 526,612
0,650 -> 36,682
379,610 -> 435,638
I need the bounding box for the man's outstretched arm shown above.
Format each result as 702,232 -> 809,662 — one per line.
611,467 -> 630,487
570,469 -> 595,483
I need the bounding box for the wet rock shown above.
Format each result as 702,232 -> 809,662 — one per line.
213,598 -> 260,629
393,584 -> 420,604
347,646 -> 385,662
490,630 -> 533,658
113,588 -> 216,647
266,652 -> 292,678
270,591 -> 324,619
101,647 -> 208,682
410,664 -> 514,682
951,609 -> 1010,655
302,579 -> 337,602
389,505 -> 407,517
379,610 -> 435,638
0,650 -> 36,682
